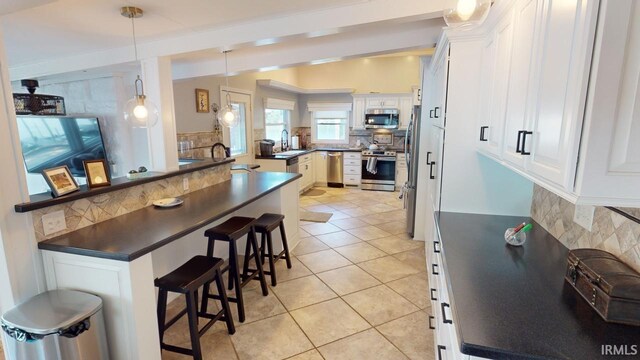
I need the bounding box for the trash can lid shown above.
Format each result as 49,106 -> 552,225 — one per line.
1,290 -> 102,335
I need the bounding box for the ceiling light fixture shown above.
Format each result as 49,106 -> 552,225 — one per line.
443,0 -> 491,29
218,50 -> 238,128
121,6 -> 159,128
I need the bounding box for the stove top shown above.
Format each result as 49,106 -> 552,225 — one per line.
362,150 -> 396,156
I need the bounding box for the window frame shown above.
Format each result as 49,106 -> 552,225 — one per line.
264,108 -> 291,146
310,110 -> 350,144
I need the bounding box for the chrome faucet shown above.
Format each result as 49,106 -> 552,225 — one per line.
281,129 -> 289,151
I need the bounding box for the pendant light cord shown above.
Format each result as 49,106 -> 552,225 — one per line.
131,15 -> 139,62
224,50 -> 231,105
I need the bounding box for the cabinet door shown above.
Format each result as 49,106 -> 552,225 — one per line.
477,34 -> 499,156
428,126 -> 445,212
365,97 -> 383,109
399,96 -> 413,129
527,0 -> 597,188
431,48 -> 449,128
352,97 -> 366,129
314,152 -> 327,183
502,0 -> 539,168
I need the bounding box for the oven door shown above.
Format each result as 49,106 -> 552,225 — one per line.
361,156 -> 396,191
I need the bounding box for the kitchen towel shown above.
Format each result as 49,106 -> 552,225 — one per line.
366,157 -> 377,174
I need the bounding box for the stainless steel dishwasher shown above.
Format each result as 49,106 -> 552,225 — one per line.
327,152 -> 343,187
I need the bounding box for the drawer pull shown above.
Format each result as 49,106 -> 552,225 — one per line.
516,130 -> 524,153
429,315 -> 435,330
434,107 -> 440,119
432,263 -> 439,275
430,288 -> 437,301
426,151 -> 432,164
437,345 -> 446,360
441,302 -> 453,324
521,131 -> 533,155
480,126 -> 488,141
433,240 -> 441,253
429,161 -> 436,180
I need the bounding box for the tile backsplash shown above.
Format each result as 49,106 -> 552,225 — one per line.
531,184 -> 640,272
290,127 -> 406,150
31,164 -> 231,241
177,131 -> 223,159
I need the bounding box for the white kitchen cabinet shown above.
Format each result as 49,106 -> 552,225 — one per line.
412,86 -> 421,106
399,96 -> 413,129
343,152 -> 361,186
365,96 -> 398,109
299,153 -> 314,192
351,96 -> 366,129
313,151 -> 327,185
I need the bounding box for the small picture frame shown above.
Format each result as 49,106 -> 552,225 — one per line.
195,88 -> 210,113
83,159 -> 111,189
42,165 -> 80,197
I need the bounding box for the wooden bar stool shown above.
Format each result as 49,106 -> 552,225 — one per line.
244,213 -> 292,287
155,255 -> 234,360
201,216 -> 269,323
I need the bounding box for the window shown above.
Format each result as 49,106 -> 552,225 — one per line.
311,110 -> 350,144
228,102 -> 247,156
265,109 -> 290,142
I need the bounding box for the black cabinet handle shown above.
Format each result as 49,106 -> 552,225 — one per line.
521,131 -> 533,155
480,126 -> 488,141
516,130 -> 524,153
430,288 -> 437,301
429,161 -> 436,180
437,345 -> 446,360
432,263 -> 439,275
429,316 -> 435,330
426,151 -> 432,165
429,109 -> 434,118
433,240 -> 441,253
441,302 -> 453,324
434,107 -> 440,119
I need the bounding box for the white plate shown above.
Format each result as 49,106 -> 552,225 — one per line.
153,198 -> 183,208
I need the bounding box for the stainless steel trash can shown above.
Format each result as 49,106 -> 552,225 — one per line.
1,290 -> 109,360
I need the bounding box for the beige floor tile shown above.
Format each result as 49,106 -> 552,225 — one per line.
368,236 -> 424,255
316,265 -> 381,295
316,231 -> 362,248
329,217 -> 369,230
230,313 -> 313,360
292,236 -> 329,256
271,275 -> 337,310
333,242 -> 387,263
274,256 -> 313,283
286,349 -> 324,360
297,249 -> 352,273
327,210 -> 351,220
328,201 -> 359,210
318,328 -> 407,360
358,214 -> 393,225
300,198 -> 322,207
386,273 -> 431,309
340,207 -> 376,217
347,225 -> 391,241
376,221 -> 410,235
298,227 -> 311,238
161,328 -> 238,360
394,232 -> 413,241
229,287 -> 287,325
304,204 -> 336,213
358,256 -> 421,283
290,298 -> 370,346
393,248 -> 427,273
367,203 -> 399,213
301,222 -> 342,236
343,285 -> 419,326
377,312 -> 434,360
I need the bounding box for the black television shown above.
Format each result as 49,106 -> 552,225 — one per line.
16,116 -> 108,178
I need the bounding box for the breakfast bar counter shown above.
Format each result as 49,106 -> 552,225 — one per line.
39,171 -> 301,360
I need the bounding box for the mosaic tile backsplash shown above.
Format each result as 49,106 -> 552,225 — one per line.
177,131 -> 224,159
530,184 -> 640,272
31,164 -> 231,241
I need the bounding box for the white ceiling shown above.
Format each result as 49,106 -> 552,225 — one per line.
1,0 -> 368,66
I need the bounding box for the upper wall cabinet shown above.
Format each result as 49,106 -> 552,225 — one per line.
352,93 -> 413,129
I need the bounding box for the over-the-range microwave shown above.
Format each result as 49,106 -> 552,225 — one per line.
364,108 -> 399,129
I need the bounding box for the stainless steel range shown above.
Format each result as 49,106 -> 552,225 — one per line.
361,150 -> 396,191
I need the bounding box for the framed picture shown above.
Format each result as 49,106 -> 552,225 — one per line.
83,159 -> 111,189
42,165 -> 79,197
195,88 -> 210,113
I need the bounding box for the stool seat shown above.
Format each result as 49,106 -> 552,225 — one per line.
253,213 -> 285,233
155,256 -> 223,293
204,217 -> 255,241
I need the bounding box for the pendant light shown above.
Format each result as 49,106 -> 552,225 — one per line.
443,0 -> 491,29
218,50 -> 238,128
121,6 -> 159,128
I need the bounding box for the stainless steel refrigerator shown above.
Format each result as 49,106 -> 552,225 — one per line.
404,106 -> 421,237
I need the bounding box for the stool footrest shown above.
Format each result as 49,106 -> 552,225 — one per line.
162,344 -> 195,356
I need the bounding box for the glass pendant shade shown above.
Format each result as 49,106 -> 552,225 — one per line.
218,103 -> 238,128
124,75 -> 159,128
443,0 -> 491,28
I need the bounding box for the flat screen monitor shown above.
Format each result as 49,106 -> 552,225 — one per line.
16,116 -> 108,177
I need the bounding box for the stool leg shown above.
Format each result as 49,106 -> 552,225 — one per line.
206,237 -> 215,258
260,232 -> 267,266
242,237 -> 251,281
266,231 -> 277,286
186,291 -> 203,360
229,240 -> 246,322
156,289 -> 168,347
250,227 -> 269,296
279,222 -> 292,269
214,268 -> 236,335
200,281 -> 211,315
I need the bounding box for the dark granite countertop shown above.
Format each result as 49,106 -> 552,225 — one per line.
254,147 -> 406,160
38,172 -> 301,262
436,212 -> 640,359
15,158 -> 235,213
231,164 -> 260,170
